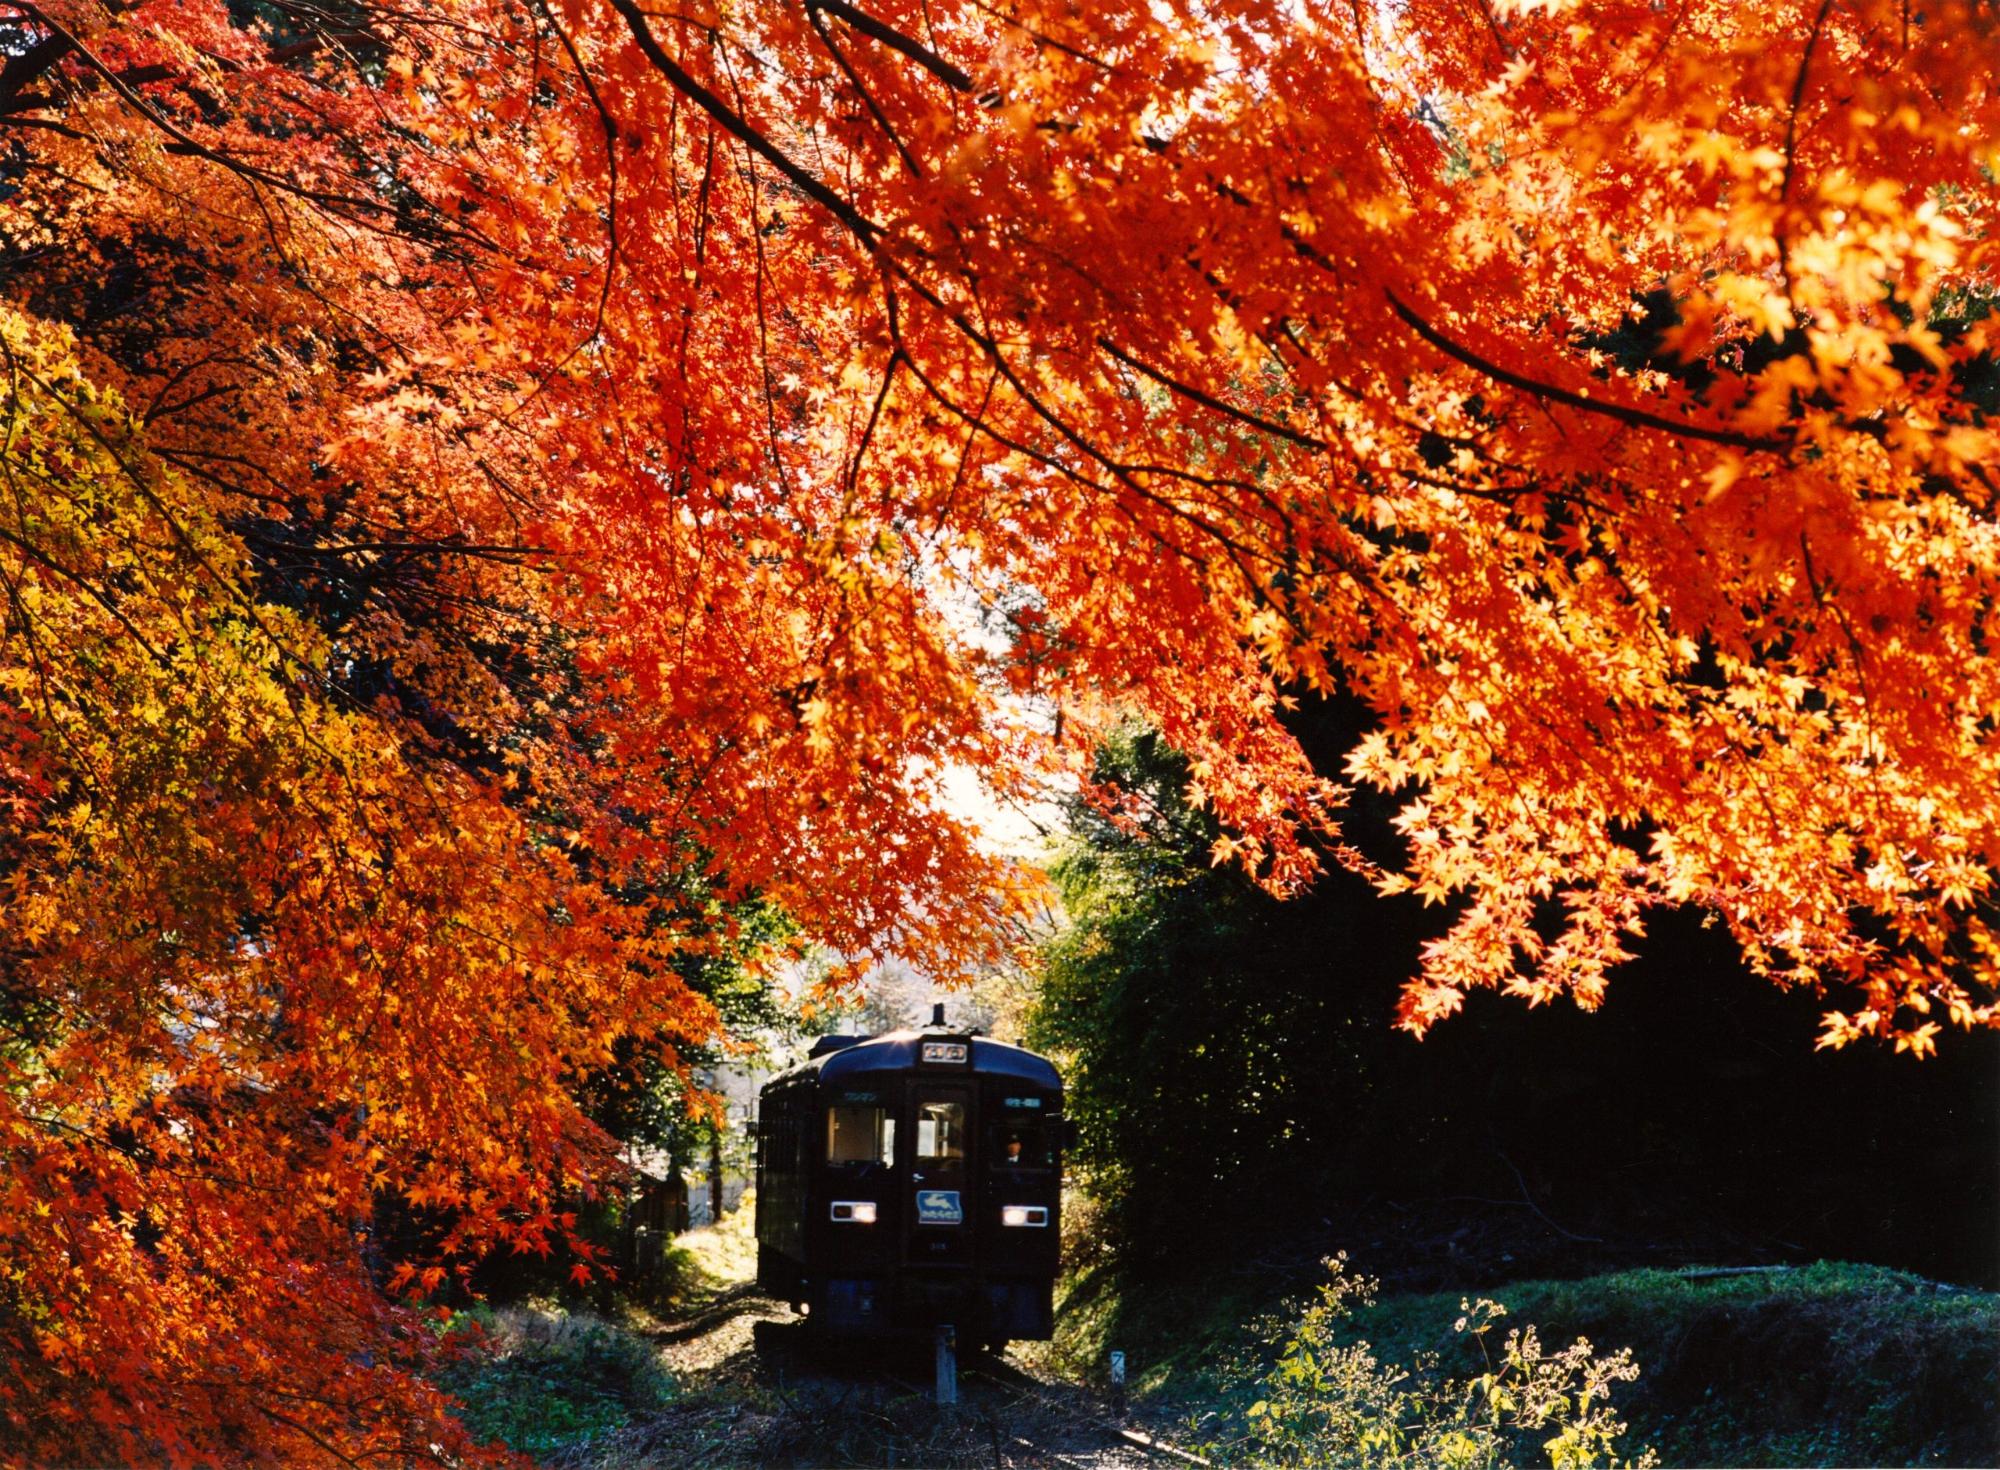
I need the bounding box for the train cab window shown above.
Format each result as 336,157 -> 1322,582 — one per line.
991,1117 -> 1055,1168
826,1105 -> 894,1167
915,1100 -> 965,1161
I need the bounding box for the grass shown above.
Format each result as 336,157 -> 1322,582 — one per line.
434,1305 -> 677,1460
432,1202 -> 765,1464
653,1188 -> 762,1314
1044,1256 -> 2000,1467
1029,1250 -> 1279,1399
1341,1262 -> 2000,1468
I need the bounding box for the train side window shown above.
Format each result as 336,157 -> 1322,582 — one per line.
916,1100 -> 965,1162
826,1105 -> 893,1166
768,1098 -> 799,1174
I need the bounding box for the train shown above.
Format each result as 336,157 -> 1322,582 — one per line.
754,1007 -> 1066,1349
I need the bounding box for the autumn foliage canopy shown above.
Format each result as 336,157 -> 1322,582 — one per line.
4,0 -> 2000,1457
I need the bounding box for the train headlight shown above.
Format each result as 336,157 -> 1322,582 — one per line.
830,1200 -> 878,1223
1000,1205 -> 1049,1228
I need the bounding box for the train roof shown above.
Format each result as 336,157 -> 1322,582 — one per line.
767,1029 -> 1061,1090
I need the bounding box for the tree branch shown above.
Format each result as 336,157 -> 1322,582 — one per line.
1385,290 -> 1789,453
808,0 -> 973,93
1097,337 -> 1329,453
604,0 -> 881,245
0,30 -> 72,114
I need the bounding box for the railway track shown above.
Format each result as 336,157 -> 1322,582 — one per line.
631,1277 -> 1214,1468
871,1350 -> 1213,1470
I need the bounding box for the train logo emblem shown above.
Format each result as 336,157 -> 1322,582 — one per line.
915,1190 -> 963,1224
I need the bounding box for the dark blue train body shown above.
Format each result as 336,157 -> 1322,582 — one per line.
755,1011 -> 1065,1347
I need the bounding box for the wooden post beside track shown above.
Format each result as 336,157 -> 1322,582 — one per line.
935,1323 -> 958,1408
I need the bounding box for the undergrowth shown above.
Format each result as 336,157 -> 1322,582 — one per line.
1236,1258 -> 1655,1468
1342,1263 -> 2000,1468
436,1305 -> 676,1459
1045,1253 -> 1999,1468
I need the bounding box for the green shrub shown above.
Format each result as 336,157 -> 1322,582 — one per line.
436,1306 -> 676,1458
1336,1263 -> 2000,1468
1243,1259 -> 1655,1469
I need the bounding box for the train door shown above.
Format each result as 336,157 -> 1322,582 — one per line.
903,1083 -> 972,1266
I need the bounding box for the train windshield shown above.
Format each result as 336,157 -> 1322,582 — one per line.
915,1100 -> 966,1162
826,1104 -> 895,1167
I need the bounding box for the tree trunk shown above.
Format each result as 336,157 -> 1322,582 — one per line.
709,1121 -> 726,1222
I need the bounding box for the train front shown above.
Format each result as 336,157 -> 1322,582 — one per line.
798,1020 -> 1065,1346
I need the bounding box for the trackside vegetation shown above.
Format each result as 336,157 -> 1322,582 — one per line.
1342,1264 -> 2000,1469
1240,1260 -> 1656,1469
431,1251 -> 1999,1467
1041,1257 -> 1999,1468
435,1308 -> 677,1460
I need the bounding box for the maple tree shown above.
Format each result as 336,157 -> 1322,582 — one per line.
5,0 -> 2000,1459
